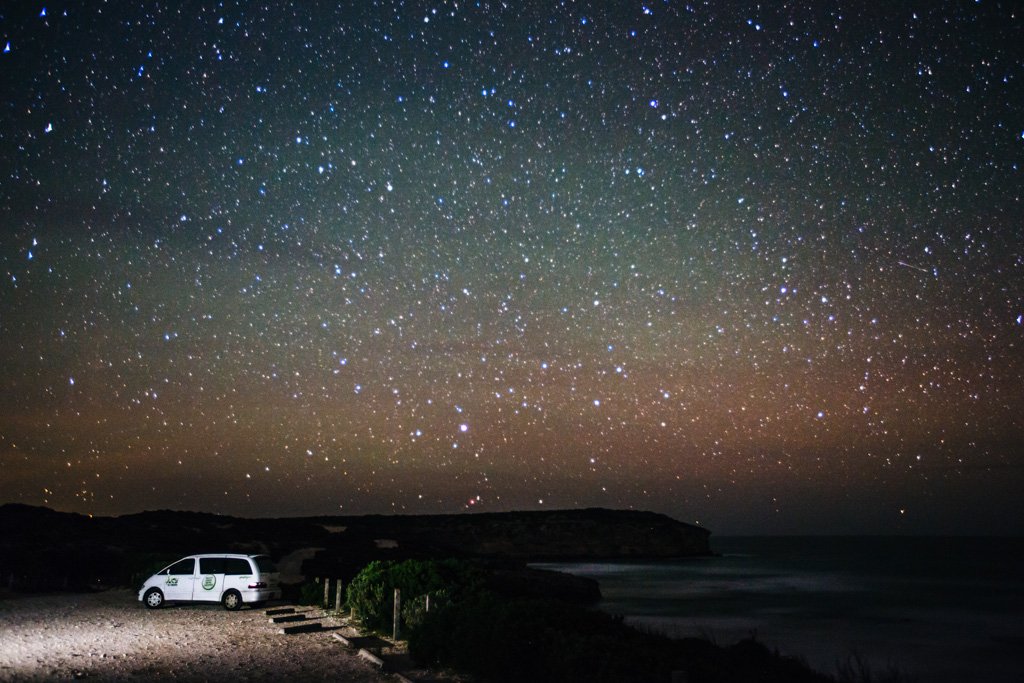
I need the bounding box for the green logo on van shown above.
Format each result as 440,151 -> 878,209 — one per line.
201,575 -> 217,591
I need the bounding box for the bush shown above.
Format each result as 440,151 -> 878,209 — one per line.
345,559 -> 485,634
298,580 -> 324,606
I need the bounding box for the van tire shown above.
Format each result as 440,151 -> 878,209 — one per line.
143,588 -> 164,609
222,590 -> 242,611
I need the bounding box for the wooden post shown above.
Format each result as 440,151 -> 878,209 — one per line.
335,579 -> 344,613
392,588 -> 401,641
323,578 -> 331,608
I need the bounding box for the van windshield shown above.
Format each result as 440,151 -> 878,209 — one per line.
254,556 -> 278,573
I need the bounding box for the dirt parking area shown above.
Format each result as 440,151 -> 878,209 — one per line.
0,590 -> 395,681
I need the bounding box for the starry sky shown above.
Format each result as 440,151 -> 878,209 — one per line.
1,1 -> 1021,534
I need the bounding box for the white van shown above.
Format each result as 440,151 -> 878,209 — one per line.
138,554 -> 280,610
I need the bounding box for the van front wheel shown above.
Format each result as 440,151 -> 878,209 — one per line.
222,590 -> 242,611
143,588 -> 164,609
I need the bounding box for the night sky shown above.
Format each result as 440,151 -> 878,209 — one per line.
1,2 -> 1021,534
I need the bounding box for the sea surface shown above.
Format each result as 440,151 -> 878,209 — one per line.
535,536 -> 1024,682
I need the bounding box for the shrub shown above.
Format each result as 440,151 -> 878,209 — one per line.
345,559 -> 485,634
298,580 -> 324,606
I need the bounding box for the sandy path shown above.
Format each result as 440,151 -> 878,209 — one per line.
0,590 -> 395,681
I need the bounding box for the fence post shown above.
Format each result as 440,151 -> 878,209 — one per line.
335,579 -> 344,613
323,578 -> 331,608
393,588 -> 401,641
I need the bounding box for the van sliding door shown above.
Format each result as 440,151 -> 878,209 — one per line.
197,557 -> 226,602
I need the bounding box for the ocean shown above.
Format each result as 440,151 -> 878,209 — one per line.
535,536 -> 1024,682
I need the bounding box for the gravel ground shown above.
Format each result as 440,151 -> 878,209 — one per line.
0,590 -> 401,681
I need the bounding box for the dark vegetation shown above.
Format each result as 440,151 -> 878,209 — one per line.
346,558 -> 835,683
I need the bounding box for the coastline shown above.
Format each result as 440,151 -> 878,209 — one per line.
538,535 -> 1024,683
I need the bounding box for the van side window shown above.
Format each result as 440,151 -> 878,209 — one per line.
199,557 -> 225,574
167,559 -> 195,576
223,558 -> 252,575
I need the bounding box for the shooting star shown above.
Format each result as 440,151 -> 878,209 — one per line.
897,261 -> 931,274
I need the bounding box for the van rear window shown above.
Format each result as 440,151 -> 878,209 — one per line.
254,556 -> 278,573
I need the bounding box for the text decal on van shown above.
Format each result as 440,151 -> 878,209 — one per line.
201,575 -> 217,591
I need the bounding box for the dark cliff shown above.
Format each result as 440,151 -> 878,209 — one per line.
320,507 -> 711,559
